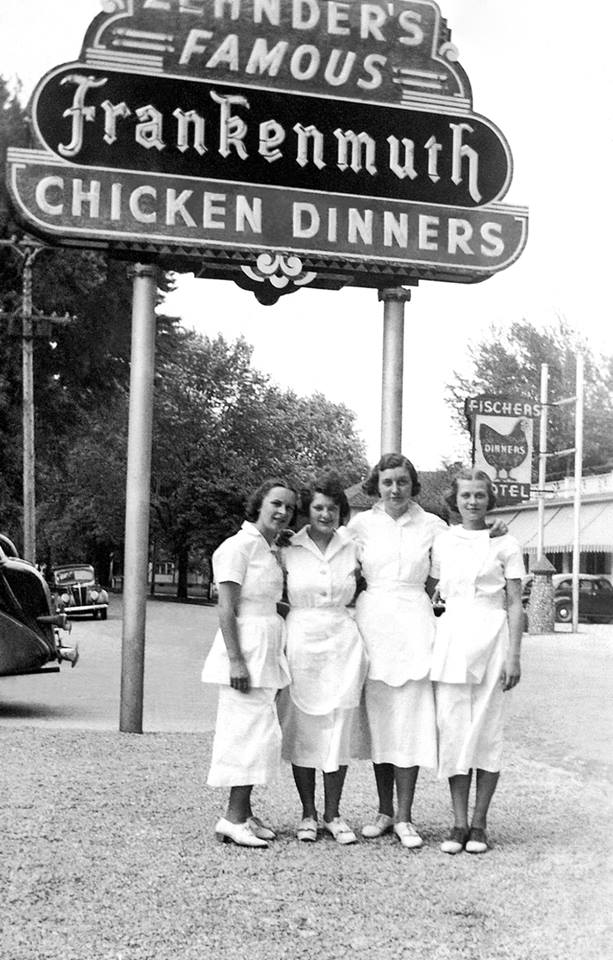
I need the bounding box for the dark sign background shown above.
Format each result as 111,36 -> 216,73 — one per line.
34,68 -> 510,208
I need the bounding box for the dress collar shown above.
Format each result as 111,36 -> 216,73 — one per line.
372,500 -> 424,526
289,524 -> 350,561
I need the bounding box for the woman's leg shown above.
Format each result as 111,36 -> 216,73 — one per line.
225,785 -> 253,823
292,765 -> 317,819
471,769 -> 499,829
395,766 -> 419,823
373,762 -> 395,817
323,766 -> 348,822
449,772 -> 472,829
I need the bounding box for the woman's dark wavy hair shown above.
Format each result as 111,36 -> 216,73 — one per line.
444,467 -> 497,513
300,471 -> 350,526
362,453 -> 421,498
245,477 -> 297,522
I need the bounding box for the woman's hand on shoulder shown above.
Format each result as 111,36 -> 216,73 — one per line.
229,656 -> 251,694
274,528 -> 294,548
487,518 -> 508,539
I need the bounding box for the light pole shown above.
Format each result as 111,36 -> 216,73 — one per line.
0,237 -> 72,562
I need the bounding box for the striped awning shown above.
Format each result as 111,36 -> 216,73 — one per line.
495,500 -> 613,554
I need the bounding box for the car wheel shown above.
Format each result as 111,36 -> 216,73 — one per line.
556,602 -> 572,623
100,608 -> 108,621
92,610 -> 99,620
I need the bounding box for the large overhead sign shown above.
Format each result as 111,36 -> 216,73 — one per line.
7,0 -> 528,298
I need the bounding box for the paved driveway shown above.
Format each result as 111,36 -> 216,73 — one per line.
0,599 -> 611,776
0,596 -> 219,733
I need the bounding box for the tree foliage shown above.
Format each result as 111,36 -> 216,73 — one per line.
446,319 -> 613,479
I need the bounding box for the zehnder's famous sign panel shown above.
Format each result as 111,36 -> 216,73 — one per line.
7,0 -> 528,296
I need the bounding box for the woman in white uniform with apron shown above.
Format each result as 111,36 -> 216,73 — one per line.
279,473 -> 368,844
202,478 -> 296,848
348,454 -> 446,849
431,469 -> 524,855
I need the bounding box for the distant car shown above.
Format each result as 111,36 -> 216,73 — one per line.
0,536 -> 78,676
51,564 -> 109,620
523,573 -> 613,624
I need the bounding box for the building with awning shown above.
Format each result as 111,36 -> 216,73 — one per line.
490,473 -> 613,575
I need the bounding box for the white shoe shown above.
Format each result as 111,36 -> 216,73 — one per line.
361,813 -> 394,839
323,817 -> 357,845
394,821 -> 423,849
214,818 -> 268,848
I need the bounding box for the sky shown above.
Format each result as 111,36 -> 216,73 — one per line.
1,0 -> 612,469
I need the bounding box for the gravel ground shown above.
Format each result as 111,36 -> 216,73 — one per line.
2,725 -> 611,960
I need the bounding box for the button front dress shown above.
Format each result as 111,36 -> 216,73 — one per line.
278,526 -> 368,772
430,528 -> 525,778
348,502 -> 446,769
201,521 -> 290,787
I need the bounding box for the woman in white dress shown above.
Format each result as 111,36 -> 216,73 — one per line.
348,454 -> 447,849
201,478 -> 296,848
279,473 -> 368,845
431,469 -> 524,855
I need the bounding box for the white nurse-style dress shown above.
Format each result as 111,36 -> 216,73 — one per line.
431,527 -> 525,778
201,521 -> 290,788
278,526 -> 368,772
348,501 -> 446,769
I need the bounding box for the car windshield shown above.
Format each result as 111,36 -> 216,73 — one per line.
55,567 -> 94,585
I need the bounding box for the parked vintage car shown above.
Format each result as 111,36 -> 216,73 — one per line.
523,573 -> 613,624
0,535 -> 78,677
51,564 -> 109,619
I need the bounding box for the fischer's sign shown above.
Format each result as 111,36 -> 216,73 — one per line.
6,0 -> 528,295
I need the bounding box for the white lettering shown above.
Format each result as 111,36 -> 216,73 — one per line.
328,2 -> 351,36
335,129 -> 377,174
203,192 -> 226,228
294,123 -> 326,169
179,30 -> 213,65
58,74 -> 107,158
35,176 -> 64,215
166,188 -> 196,227
259,119 -> 285,162
357,54 -> 386,90
101,100 -> 131,146
450,122 -> 482,203
387,136 -> 417,180
173,108 -> 206,155
210,90 -> 249,159
481,221 -> 504,257
419,214 -> 439,250
348,207 -> 373,244
129,185 -> 157,223
236,195 -> 262,233
293,202 -> 320,238
135,105 -> 165,151
72,179 -> 101,218
291,45 -> 320,80
398,11 -> 424,46
383,211 -> 409,247
245,38 -> 288,76
448,218 -> 473,255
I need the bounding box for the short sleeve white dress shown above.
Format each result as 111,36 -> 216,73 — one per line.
347,501 -> 446,769
201,521 -> 291,787
278,526 -> 369,772
430,527 -> 525,778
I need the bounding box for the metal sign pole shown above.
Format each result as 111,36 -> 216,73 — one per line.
379,287 -> 411,455
119,263 -> 157,734
537,363 -> 549,562
571,354 -> 584,633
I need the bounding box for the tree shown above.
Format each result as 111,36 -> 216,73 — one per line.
151,330 -> 368,597
446,319 -> 613,480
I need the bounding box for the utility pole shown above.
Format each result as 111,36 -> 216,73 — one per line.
0,237 -> 72,562
378,286 -> 413,455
